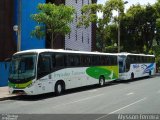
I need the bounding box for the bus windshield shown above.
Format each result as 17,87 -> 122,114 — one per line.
9,54 -> 37,80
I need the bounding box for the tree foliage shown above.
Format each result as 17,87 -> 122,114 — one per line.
120,4 -> 157,53
31,3 -> 75,48
79,0 -> 160,56
78,0 -> 125,52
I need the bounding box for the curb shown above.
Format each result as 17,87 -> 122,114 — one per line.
0,97 -> 11,101
0,95 -> 18,101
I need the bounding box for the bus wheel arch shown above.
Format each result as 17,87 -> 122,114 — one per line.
55,80 -> 65,95
99,76 -> 105,86
131,73 -> 134,80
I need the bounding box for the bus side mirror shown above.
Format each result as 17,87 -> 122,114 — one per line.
4,58 -> 11,70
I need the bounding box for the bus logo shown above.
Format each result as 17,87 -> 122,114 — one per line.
143,63 -> 154,74
133,64 -> 139,69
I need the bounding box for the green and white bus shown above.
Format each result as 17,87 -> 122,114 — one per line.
118,53 -> 156,80
8,49 -> 119,95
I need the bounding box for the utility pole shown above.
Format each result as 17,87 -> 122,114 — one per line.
118,1 -> 128,53
118,10 -> 120,53
13,0 -> 21,51
17,0 -> 22,51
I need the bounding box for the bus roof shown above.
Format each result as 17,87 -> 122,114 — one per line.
116,52 -> 155,57
13,49 -> 117,56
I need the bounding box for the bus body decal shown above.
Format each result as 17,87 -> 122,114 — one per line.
143,63 -> 154,74
86,66 -> 119,80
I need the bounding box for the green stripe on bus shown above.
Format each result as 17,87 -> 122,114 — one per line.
86,66 -> 119,80
8,80 -> 32,89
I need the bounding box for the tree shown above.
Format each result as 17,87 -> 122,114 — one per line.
78,0 -> 125,52
31,3 -> 75,48
120,4 -> 157,53
78,0 -> 159,55
155,0 -> 160,45
121,4 -> 145,53
155,18 -> 160,45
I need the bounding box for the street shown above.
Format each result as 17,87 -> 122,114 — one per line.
0,75 -> 160,120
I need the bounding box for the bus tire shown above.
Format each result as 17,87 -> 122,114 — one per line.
131,73 -> 134,80
99,76 -> 105,86
55,81 -> 64,95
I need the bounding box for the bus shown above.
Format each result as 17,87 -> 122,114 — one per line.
8,49 -> 119,95
118,53 -> 156,80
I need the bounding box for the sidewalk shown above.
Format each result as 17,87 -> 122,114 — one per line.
0,86 -> 17,101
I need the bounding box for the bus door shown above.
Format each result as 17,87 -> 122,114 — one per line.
37,53 -> 53,94
118,57 -> 126,73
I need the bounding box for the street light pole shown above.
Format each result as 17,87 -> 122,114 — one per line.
17,0 -> 22,52
118,10 -> 120,53
118,1 -> 128,53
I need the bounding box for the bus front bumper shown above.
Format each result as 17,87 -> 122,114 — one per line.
9,86 -> 36,95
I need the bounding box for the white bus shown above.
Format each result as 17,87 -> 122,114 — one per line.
8,49 -> 119,95
118,53 -> 156,80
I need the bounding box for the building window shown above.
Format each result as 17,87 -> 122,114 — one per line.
75,12 -> 77,22
68,33 -> 70,39
82,32 -> 83,43
88,0 -> 90,4
75,30 -> 77,41
82,0 -> 84,5
88,34 -> 90,44
75,0 -> 77,4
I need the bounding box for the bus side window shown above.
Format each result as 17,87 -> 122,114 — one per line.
74,55 -> 80,66
52,54 -> 56,68
67,55 -> 74,66
38,54 -> 52,78
152,57 -> 155,63
101,56 -> 105,65
55,53 -> 65,67
126,58 -> 130,72
108,56 -> 111,66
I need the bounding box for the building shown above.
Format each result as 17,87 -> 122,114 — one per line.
46,0 -> 97,51
0,0 -> 46,86
0,0 -> 16,87
65,0 -> 97,51
0,0 -> 97,86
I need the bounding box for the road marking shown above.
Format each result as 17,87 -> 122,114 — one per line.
53,94 -> 104,108
95,97 -> 147,120
68,94 -> 104,103
109,97 -> 146,114
126,92 -> 134,96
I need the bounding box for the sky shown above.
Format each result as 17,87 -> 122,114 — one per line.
97,0 -> 157,10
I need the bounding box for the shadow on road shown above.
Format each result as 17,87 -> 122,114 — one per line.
9,85 -> 102,101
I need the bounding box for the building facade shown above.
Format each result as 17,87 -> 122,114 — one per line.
0,0 -> 97,86
0,0 -> 46,86
65,0 -> 92,51
0,0 -> 16,86
47,0 -> 97,51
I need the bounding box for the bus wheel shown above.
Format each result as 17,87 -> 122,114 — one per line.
131,73 -> 134,80
55,82 -> 64,95
99,76 -> 105,86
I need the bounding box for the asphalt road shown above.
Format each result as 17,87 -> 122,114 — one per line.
0,75 -> 160,120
